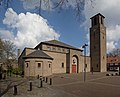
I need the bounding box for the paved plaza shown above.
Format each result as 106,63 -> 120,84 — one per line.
0,72 -> 120,97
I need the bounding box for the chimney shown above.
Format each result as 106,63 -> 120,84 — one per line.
18,49 -> 20,58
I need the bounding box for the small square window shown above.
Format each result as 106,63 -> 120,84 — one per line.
52,47 -> 56,51
47,46 -> 51,51
62,48 -> 65,52
38,63 -> 41,68
58,47 -> 61,51
66,49 -> 69,53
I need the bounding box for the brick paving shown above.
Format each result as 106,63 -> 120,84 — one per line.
0,72 -> 120,97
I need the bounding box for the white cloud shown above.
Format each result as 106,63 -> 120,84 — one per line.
107,41 -> 117,52
0,29 -> 14,40
3,8 -> 60,49
3,8 -> 18,28
107,25 -> 120,42
106,25 -> 120,52
83,0 -> 120,52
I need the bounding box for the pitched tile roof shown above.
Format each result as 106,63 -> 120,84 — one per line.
23,50 -> 53,60
35,40 -> 82,51
107,56 -> 120,64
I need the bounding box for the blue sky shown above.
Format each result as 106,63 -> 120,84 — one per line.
43,9 -> 87,47
0,0 -> 120,54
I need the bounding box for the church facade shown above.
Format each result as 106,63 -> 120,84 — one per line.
18,13 -> 107,77
19,40 -> 91,76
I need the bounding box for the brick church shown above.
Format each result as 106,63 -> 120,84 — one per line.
18,13 -> 107,77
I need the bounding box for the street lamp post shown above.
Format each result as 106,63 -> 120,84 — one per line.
82,44 -> 88,82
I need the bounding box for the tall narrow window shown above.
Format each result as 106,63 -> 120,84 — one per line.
97,64 -> 99,68
26,63 -> 28,68
49,64 -> 51,68
62,63 -> 64,68
38,63 -> 41,68
94,17 -> 97,25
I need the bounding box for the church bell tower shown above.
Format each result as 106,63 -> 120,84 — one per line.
90,13 -> 106,72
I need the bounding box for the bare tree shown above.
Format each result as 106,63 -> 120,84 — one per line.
0,0 -> 12,9
0,38 -> 16,67
0,38 -> 4,60
0,0 -> 94,18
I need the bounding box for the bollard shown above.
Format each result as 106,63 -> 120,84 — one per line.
29,81 -> 32,91
50,78 -> 52,85
38,78 -> 43,88
40,79 -> 43,87
46,77 -> 48,83
13,85 -> 17,95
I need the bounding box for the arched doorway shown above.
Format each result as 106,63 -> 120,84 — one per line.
72,55 -> 79,73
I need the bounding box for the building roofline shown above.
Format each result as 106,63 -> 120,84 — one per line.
23,56 -> 53,60
90,13 -> 105,19
41,42 -> 82,51
18,47 -> 35,59
34,40 -> 82,52
23,50 -> 53,60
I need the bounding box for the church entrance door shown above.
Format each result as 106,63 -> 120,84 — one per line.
72,64 -> 76,73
